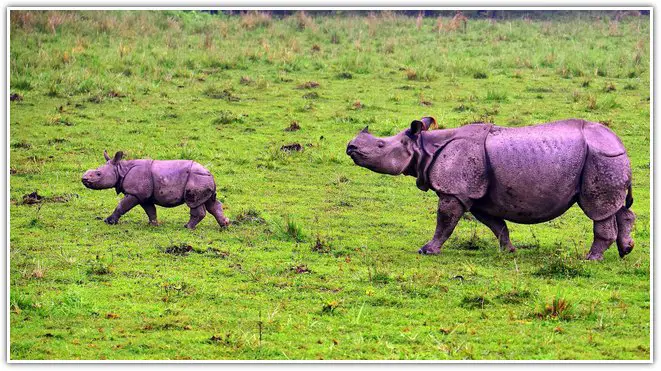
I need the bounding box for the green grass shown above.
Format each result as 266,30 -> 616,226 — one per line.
9,10 -> 650,360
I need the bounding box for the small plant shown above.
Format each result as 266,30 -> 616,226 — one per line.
586,94 -> 598,110
534,296 -> 574,320
473,71 -> 488,79
496,289 -> 532,304
30,261 -> 45,279
86,255 -> 112,275
404,68 -> 417,80
321,300 -> 340,314
460,294 -> 490,309
239,76 -> 254,85
282,217 -> 305,242
485,90 -> 508,102
533,253 -> 590,278
603,82 -> 617,92
212,110 -> 246,125
234,209 -> 265,224
312,235 -> 332,254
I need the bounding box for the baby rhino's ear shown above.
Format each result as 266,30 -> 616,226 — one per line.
104,150 -> 111,161
112,151 -> 124,164
410,120 -> 424,135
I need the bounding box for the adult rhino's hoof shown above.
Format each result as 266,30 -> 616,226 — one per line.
220,217 -> 230,227
184,223 -> 196,230
418,244 -> 441,255
149,220 -> 160,226
585,252 -> 604,261
104,217 -> 118,225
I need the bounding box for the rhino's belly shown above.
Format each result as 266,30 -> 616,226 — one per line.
475,122 -> 587,224
472,193 -> 577,224
151,160 -> 193,206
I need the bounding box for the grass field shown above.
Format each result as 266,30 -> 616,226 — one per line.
9,10 -> 651,360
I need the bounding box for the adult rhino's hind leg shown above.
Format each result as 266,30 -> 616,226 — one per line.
419,194 -> 464,255
586,215 -> 618,261
185,205 -> 207,229
205,194 -> 230,228
471,210 -> 515,252
616,207 -> 635,258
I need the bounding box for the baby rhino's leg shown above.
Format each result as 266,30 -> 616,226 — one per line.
184,205 -> 206,229
205,195 -> 230,227
105,195 -> 140,225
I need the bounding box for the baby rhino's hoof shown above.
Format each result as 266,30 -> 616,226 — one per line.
104,217 -> 118,225
184,223 -> 196,230
220,217 -> 230,227
149,220 -> 160,226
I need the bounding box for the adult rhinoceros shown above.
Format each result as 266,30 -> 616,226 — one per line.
346,117 -> 635,260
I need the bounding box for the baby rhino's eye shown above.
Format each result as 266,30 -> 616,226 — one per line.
377,140 -> 385,148
96,171 -> 102,176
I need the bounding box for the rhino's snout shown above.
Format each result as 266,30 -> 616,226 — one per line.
346,143 -> 358,156
82,170 -> 102,189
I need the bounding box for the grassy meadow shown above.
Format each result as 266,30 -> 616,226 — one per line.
9,10 -> 651,360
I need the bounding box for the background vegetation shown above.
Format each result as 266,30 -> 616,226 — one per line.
9,10 -> 650,360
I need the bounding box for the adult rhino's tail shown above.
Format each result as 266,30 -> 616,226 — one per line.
616,183 -> 635,258
625,183 -> 633,209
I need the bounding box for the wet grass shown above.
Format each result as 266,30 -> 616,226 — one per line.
9,10 -> 650,360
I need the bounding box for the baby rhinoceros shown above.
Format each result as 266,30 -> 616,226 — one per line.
347,117 -> 635,261
82,151 -> 229,229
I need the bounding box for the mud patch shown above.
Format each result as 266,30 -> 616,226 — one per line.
204,87 -> 240,102
11,141 -> 32,149
10,93 -> 23,102
21,191 -> 79,205
48,138 -> 68,145
206,247 -> 230,258
164,244 -> 193,256
280,143 -> 303,152
22,191 -> 43,205
284,121 -> 301,131
303,92 -> 319,99
291,264 -> 311,274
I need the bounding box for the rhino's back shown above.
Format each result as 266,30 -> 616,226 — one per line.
151,160 -> 195,207
476,120 -> 588,223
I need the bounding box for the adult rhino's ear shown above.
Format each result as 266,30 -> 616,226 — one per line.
104,150 -> 111,161
421,116 -> 438,130
361,126 -> 369,133
112,151 -> 124,164
410,120 -> 424,135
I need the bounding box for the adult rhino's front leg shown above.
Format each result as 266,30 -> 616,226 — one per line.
418,194 -> 464,255
105,194 -> 140,225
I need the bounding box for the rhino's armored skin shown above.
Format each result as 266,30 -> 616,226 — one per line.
346,118 -> 635,260
82,151 -> 230,229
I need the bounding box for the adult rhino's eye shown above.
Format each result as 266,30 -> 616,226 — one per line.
377,140 -> 385,148
96,171 -> 101,176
